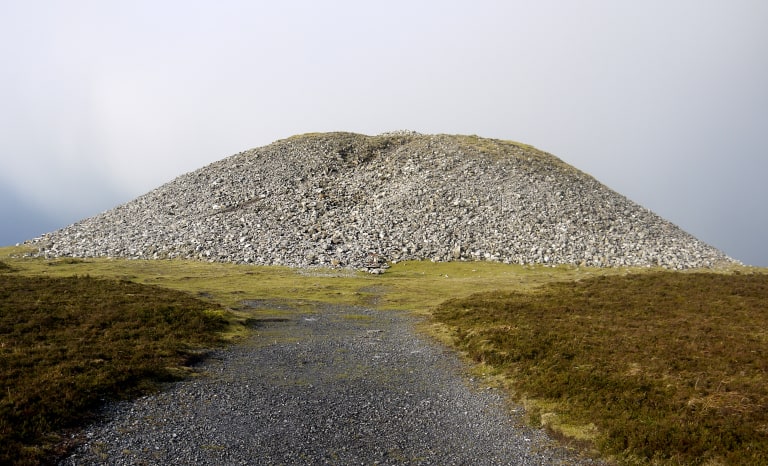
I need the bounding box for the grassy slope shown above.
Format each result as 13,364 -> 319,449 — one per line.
2,245 -> 765,465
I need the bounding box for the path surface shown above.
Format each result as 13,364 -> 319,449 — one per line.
61,302 -> 600,465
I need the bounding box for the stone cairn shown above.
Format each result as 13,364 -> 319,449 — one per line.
29,132 -> 736,272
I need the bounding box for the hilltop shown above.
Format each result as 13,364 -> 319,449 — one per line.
30,131 -> 734,269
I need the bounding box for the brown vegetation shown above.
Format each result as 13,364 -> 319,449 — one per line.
433,271 -> 768,464
0,273 -> 227,465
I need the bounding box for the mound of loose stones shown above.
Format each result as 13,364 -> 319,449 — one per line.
31,131 -> 734,270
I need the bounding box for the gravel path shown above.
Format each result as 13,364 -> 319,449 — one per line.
60,302 -> 601,465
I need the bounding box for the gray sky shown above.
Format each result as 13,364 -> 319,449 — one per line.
1,1 -> 766,266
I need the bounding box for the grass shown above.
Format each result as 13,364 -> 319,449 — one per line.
2,248 -> 609,314
0,259 -> 15,273
2,246 -> 766,465
0,269 -> 230,465
433,271 -> 768,465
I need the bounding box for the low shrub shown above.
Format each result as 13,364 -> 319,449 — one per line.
434,271 -> 768,464
0,274 -> 227,465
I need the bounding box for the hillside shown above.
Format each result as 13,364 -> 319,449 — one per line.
30,131 -> 734,269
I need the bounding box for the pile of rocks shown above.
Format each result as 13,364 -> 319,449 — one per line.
30,132 -> 735,270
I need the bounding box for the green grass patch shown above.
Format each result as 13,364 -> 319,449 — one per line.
433,271 -> 768,464
2,252 -> 610,315
0,274 -> 229,465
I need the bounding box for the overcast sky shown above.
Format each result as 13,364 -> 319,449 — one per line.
1,1 -> 766,266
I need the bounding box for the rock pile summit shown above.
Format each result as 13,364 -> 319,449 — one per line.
32,132 -> 734,270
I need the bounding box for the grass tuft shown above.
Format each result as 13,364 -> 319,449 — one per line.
433,271 -> 768,464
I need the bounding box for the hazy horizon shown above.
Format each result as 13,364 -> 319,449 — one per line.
1,1 -> 766,266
